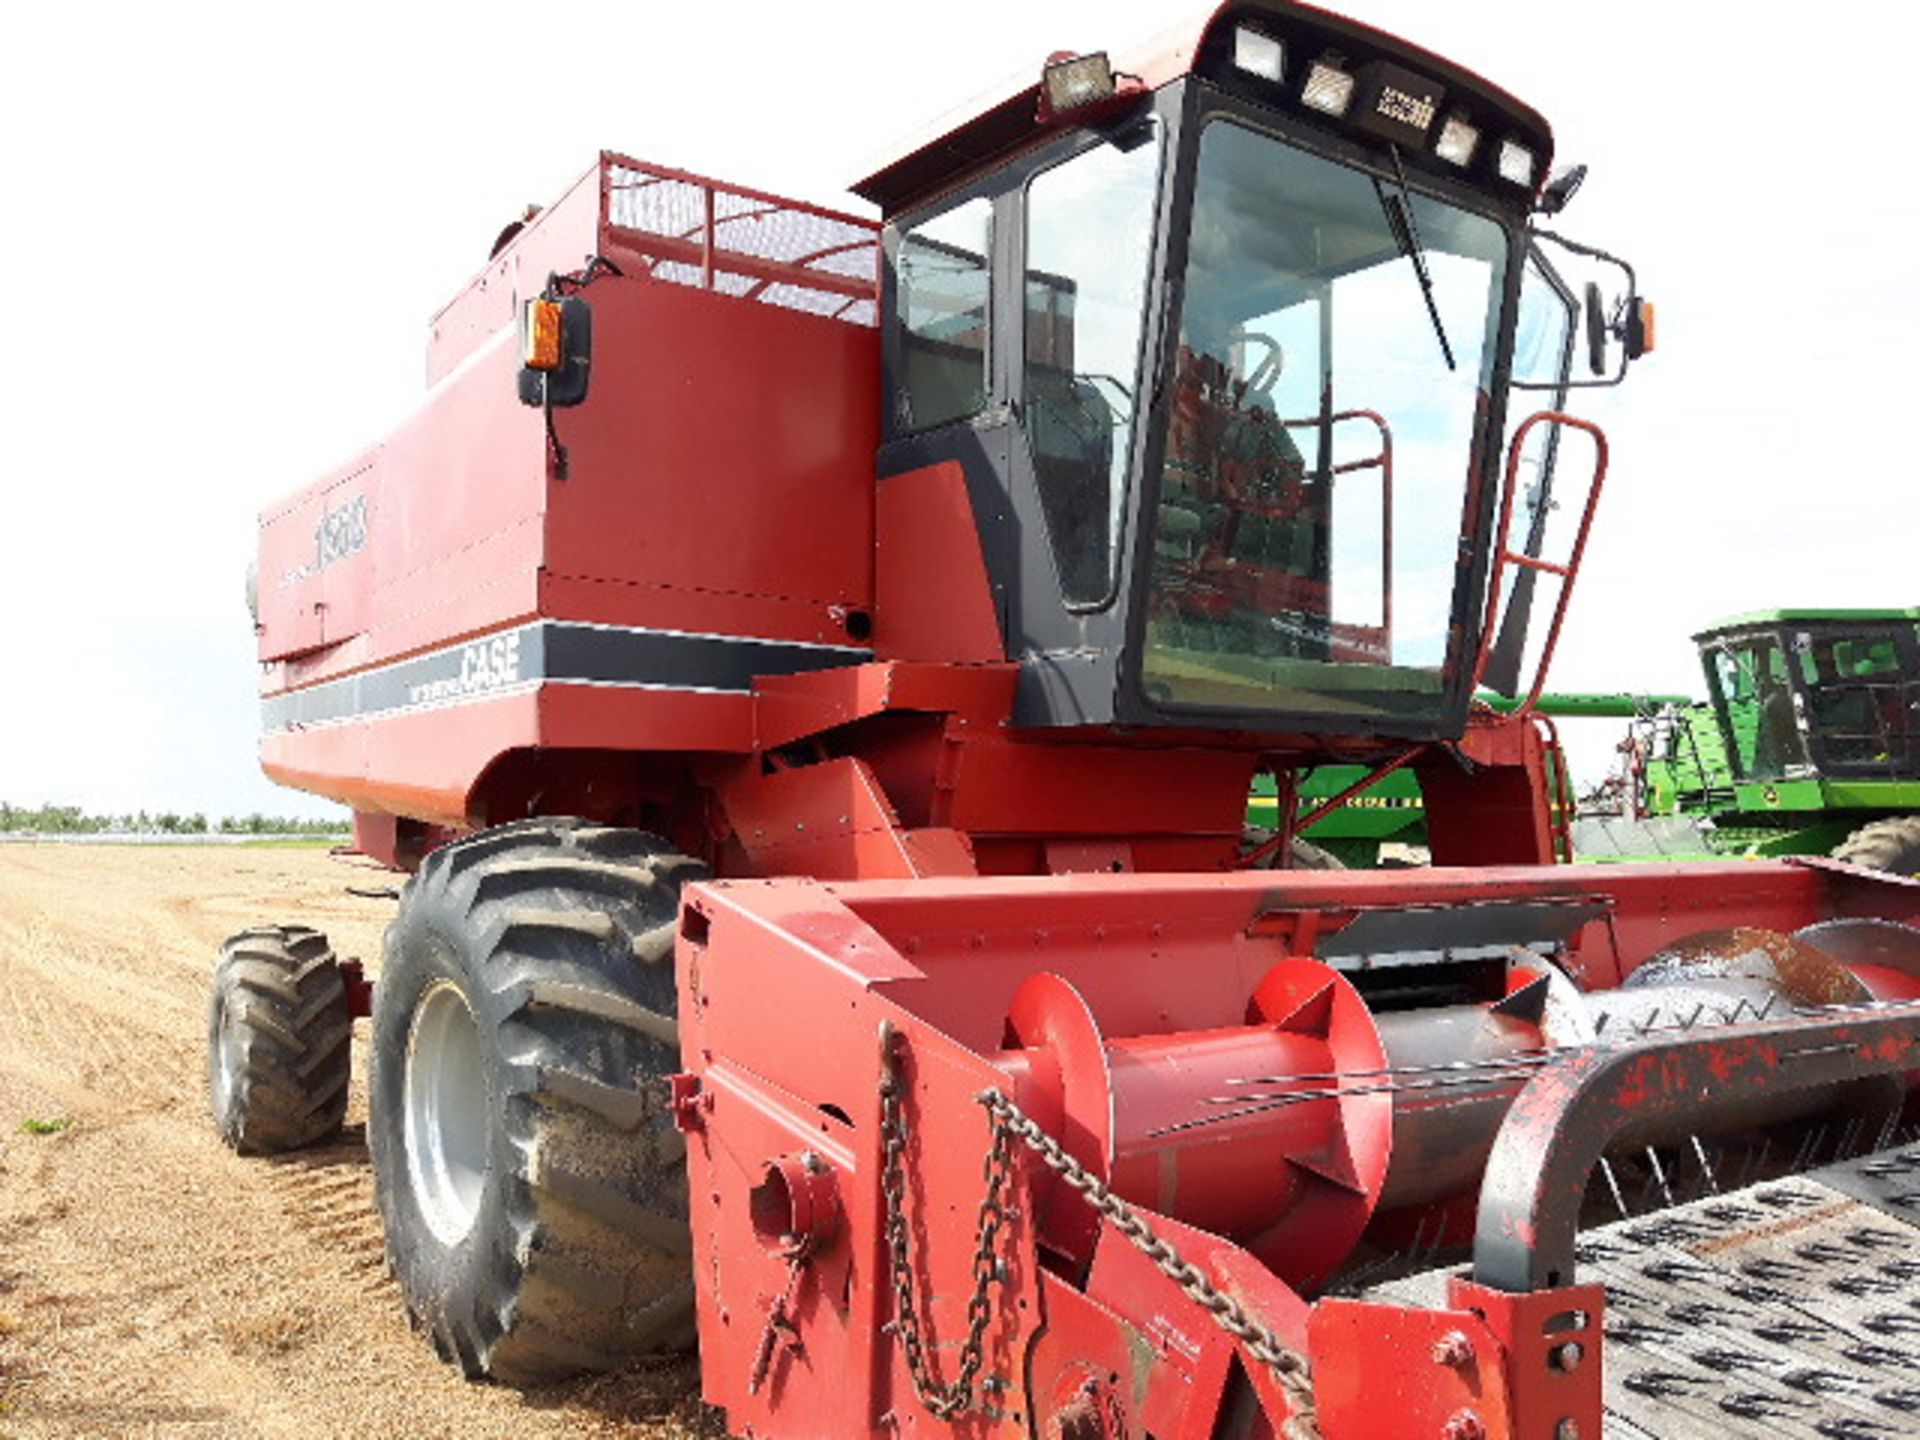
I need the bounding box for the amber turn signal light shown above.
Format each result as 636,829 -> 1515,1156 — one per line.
1628,300 -> 1656,359
523,298 -> 563,371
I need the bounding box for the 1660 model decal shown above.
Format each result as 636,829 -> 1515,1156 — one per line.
317,494 -> 369,570
280,493 -> 370,588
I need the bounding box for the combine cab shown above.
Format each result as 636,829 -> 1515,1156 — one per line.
209,5 -> 1920,1438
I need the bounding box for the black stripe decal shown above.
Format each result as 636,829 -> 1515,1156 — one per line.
261,621 -> 869,732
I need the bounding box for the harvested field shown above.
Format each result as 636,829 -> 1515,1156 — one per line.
0,844 -> 713,1439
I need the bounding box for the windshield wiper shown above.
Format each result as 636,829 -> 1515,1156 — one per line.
1372,146 -> 1457,372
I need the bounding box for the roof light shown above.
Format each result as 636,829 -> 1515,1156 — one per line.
1042,51 -> 1118,115
1435,116 -> 1480,168
522,298 -> 562,371
1233,26 -> 1285,84
1301,60 -> 1355,118
1498,139 -> 1538,188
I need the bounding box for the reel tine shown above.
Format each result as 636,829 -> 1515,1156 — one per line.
1600,1156 -> 1631,1219
1690,1135 -> 1720,1197
1646,1148 -> 1676,1208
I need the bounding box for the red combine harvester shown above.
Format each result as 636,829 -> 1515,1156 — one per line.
213,5 -> 1920,1437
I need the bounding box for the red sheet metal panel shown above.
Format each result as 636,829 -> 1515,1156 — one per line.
751,662 -> 1016,754
719,755 -> 978,880
257,179 -> 881,822
263,681 -> 753,828
257,322 -> 548,680
874,461 -> 1004,664
826,862 -> 1920,1015
262,687 -> 542,828
677,879 -> 1027,1438
263,264 -> 877,691
1310,1292 -> 1527,1439
256,482 -> 330,659
935,732 -> 1258,838
544,277 -> 877,644
1420,711 -> 1561,867
316,464 -> 376,646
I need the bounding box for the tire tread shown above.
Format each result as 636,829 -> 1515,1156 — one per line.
208,926 -> 352,1155
1834,816 -> 1920,878
369,819 -> 708,1386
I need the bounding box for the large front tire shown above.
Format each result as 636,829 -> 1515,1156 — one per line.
368,818 -> 708,1385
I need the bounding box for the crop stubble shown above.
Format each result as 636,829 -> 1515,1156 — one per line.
0,845 -> 714,1439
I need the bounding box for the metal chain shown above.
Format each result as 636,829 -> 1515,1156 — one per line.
877,1022 -> 1020,1421
977,1089 -> 1323,1440
875,1022 -> 1321,1439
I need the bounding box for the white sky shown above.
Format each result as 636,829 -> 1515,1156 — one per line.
1,0 -> 1913,818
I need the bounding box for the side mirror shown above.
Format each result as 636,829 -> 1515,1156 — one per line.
1524,229 -> 1654,391
1584,287 -> 1657,375
1583,282 -> 1608,377
516,294 -> 593,409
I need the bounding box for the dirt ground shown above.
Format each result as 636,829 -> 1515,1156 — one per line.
0,844 -> 714,1439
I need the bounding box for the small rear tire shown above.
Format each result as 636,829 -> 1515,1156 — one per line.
368,817 -> 708,1385
208,926 -> 353,1154
1833,816 -> 1920,878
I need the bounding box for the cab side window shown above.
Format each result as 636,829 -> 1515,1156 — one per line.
1022,130 -> 1159,606
895,197 -> 992,433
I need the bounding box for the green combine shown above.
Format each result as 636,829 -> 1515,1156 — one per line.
1256,611 -> 1920,875
1583,609 -> 1920,872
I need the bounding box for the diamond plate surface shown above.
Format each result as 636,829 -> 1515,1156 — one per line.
1368,1145 -> 1920,1437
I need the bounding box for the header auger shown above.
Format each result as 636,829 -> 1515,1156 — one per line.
211,5 -> 1920,1437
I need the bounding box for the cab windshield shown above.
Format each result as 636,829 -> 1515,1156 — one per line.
1143,118 -> 1510,720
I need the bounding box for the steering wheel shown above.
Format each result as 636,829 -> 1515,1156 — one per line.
1227,328 -> 1285,398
